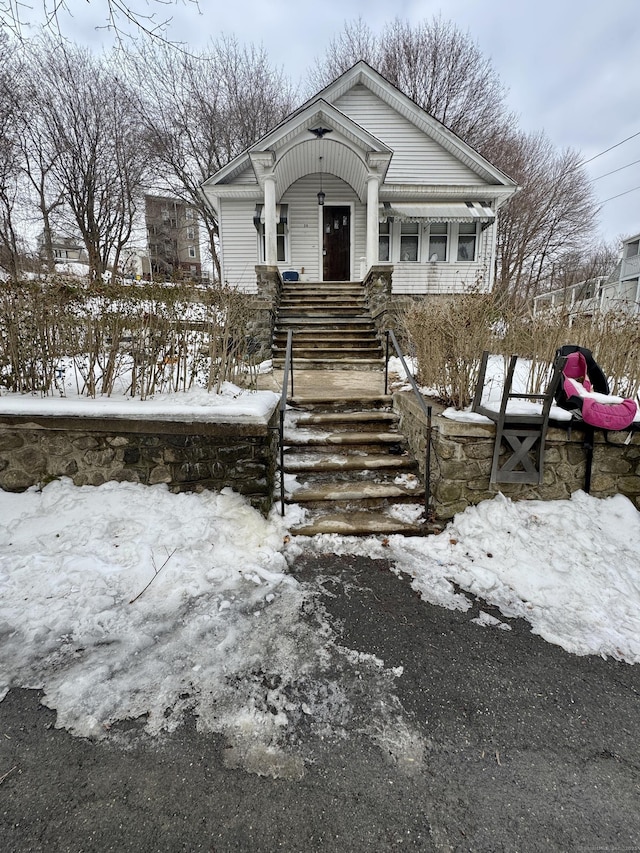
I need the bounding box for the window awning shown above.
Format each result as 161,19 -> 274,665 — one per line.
253,204 -> 288,228
380,201 -> 494,223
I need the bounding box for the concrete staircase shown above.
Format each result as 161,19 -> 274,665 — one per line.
273,280 -> 384,370
281,393 -> 427,536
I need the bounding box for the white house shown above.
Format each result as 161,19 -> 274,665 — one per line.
533,232 -> 640,317
202,61 -> 518,296
600,232 -> 640,312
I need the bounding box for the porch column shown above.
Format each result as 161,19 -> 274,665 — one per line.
366,174 -> 380,272
263,174 -> 278,266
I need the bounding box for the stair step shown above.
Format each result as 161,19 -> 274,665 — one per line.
288,411 -> 397,426
283,451 -> 416,473
289,395 -> 393,408
289,509 -> 428,537
284,480 -> 424,504
274,358 -> 384,372
284,429 -> 403,446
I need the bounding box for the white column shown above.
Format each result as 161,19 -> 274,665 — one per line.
366,174 -> 380,272
264,174 -> 277,266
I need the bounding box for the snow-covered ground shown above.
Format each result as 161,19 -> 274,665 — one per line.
1,368 -> 639,775
1,477 -> 639,771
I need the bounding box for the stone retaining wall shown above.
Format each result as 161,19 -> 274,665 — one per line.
394,392 -> 640,520
0,410 -> 279,515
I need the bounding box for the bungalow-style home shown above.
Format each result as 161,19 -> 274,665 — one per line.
202,61 -> 518,298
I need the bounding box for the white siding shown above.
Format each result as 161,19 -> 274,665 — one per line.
334,85 -> 481,186
220,175 -> 366,288
225,164 -> 258,185
219,198 -> 260,292
389,222 -> 493,295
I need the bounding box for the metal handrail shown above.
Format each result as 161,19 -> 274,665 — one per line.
278,329 -> 294,516
384,329 -> 432,517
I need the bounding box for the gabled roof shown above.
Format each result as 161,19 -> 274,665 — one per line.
206,98 -> 392,190
203,60 -> 517,195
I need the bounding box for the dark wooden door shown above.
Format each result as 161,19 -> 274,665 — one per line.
323,206 -> 350,281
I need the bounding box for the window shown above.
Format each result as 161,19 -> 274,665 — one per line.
400,222 -> 419,262
378,220 -> 390,262
185,207 -> 194,221
186,226 -> 195,240
457,222 -> 477,261
260,221 -> 287,263
188,246 -> 196,259
428,223 -> 448,261
625,239 -> 640,259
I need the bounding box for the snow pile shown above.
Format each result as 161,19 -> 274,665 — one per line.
301,490 -> 640,662
2,479 -> 640,763
0,480 -> 300,740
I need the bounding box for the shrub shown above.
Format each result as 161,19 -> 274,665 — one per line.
0,278 -> 255,398
405,294 -> 640,408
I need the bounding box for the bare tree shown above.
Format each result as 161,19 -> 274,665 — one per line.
0,31 -> 25,281
308,16 -> 513,152
491,130 -> 598,304
1,0 -> 200,42
129,36 -> 296,280
32,39 -> 148,281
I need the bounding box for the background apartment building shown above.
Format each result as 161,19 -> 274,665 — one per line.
145,195 -> 202,281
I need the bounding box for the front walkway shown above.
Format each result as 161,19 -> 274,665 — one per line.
256,368 -> 388,400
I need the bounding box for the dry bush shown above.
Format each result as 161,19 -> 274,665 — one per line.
0,278 -> 255,398
404,292 -> 499,408
405,294 -> 640,407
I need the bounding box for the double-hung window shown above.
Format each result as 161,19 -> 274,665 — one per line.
260,221 -> 287,263
428,223 -> 448,261
457,222 -> 477,261
400,222 -> 419,262
378,220 -> 391,262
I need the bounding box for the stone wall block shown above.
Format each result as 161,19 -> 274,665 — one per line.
590,474 -> 616,494
0,433 -> 24,451
595,454 -> 632,475
464,442 -> 494,460
108,436 -> 129,447
84,448 -> 116,467
149,465 -> 172,485
16,448 -> 48,475
114,469 -> 141,484
73,436 -> 100,450
0,469 -> 34,491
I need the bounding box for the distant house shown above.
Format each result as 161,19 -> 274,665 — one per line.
533,277 -> 608,317
38,234 -> 87,265
202,61 -> 518,296
533,232 -> 640,317
145,195 -> 202,281
600,232 -> 640,312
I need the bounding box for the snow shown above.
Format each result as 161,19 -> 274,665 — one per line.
2,478 -> 640,757
0,383 -> 279,424
1,347 -> 640,766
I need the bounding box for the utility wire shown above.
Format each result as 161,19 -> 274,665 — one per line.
592,158 -> 640,182
600,184 -> 640,204
578,130 -> 640,168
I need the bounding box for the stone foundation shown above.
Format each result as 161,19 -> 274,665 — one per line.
393,392 -> 640,520
249,265 -> 283,361
0,410 -> 279,516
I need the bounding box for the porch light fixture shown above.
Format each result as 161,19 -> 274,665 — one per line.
317,156 -> 325,206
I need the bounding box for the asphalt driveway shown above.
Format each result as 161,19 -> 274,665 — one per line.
1,553 -> 639,852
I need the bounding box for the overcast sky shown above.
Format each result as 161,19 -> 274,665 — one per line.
16,0 -> 640,246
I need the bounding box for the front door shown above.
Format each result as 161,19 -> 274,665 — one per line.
323,206 -> 350,281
